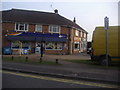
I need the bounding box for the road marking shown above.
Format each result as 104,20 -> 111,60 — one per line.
1,70 -> 118,88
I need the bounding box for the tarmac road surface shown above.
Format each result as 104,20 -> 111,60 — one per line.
2,70 -> 118,88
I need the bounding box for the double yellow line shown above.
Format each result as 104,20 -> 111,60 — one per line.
1,70 -> 118,88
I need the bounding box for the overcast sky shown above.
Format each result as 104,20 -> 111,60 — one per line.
1,0 -> 119,41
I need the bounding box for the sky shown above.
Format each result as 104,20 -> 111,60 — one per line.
1,0 -> 119,41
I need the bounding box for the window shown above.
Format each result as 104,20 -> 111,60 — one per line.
74,42 -> 80,50
49,25 -> 60,33
84,33 -> 87,38
45,42 -> 62,50
12,41 -> 20,48
12,41 -> 31,49
36,42 -> 41,47
35,25 -> 42,32
15,23 -> 28,31
75,30 -> 79,36
22,42 -> 31,49
81,32 -> 83,37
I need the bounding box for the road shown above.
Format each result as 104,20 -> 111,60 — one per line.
2,70 -> 118,88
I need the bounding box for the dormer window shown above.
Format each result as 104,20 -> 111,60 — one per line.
15,23 -> 28,31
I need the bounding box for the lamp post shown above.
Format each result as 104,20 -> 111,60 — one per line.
104,16 -> 109,66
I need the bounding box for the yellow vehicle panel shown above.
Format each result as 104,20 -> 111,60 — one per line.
92,26 -> 120,61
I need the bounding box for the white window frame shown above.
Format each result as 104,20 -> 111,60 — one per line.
75,30 -> 79,36
35,24 -> 42,32
49,25 -> 60,33
45,42 -> 62,50
81,31 -> 83,37
15,23 -> 28,31
84,33 -> 86,38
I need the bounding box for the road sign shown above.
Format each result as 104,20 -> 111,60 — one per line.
104,16 -> 109,30
104,16 -> 109,66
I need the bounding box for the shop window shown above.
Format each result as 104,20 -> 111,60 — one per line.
45,42 -> 62,50
12,41 -> 20,48
49,25 -> 60,33
12,41 -> 31,49
36,42 -> 41,47
15,23 -> 28,31
35,25 -> 42,32
74,43 -> 80,50
22,42 -> 31,49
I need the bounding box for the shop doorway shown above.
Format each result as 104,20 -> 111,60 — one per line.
35,42 -> 41,54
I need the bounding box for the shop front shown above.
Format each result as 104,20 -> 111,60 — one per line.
5,32 -> 67,55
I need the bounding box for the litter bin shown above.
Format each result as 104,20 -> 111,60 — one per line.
4,48 -> 12,55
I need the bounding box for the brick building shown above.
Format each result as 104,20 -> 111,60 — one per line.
2,9 -> 88,55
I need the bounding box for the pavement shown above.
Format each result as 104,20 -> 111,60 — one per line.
2,53 -> 120,85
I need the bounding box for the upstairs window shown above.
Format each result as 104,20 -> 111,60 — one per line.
80,31 -> 83,37
75,30 -> 79,36
49,25 -> 60,33
84,33 -> 87,38
35,25 -> 42,32
15,23 -> 28,31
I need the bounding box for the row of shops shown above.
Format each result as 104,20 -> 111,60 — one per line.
3,32 -> 87,55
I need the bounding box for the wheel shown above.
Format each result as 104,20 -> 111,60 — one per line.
100,59 -> 107,66
100,55 -> 111,66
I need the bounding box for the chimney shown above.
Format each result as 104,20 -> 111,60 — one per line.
54,9 -> 58,14
73,17 -> 76,23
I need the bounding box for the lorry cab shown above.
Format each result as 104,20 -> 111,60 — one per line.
91,26 -> 120,65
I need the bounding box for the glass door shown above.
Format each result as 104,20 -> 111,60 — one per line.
35,42 -> 41,54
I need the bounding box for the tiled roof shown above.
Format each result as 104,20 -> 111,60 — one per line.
2,9 -> 87,32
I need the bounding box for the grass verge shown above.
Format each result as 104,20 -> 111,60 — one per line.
2,56 -> 61,65
65,59 -> 92,64
64,59 -> 120,69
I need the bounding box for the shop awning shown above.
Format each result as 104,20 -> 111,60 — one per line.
6,32 -> 67,42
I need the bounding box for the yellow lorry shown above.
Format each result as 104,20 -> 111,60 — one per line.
91,26 -> 120,65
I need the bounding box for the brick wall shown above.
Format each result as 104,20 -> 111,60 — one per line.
2,22 -> 15,48
43,25 -> 49,33
61,26 -> 69,35
45,49 -> 68,55
2,22 -> 15,33
29,24 -> 35,32
73,50 -> 79,54
2,22 -> 86,55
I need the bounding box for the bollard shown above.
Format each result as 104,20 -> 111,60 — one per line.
12,56 -> 14,61
56,59 -> 58,64
26,56 -> 28,62
40,57 -> 42,63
